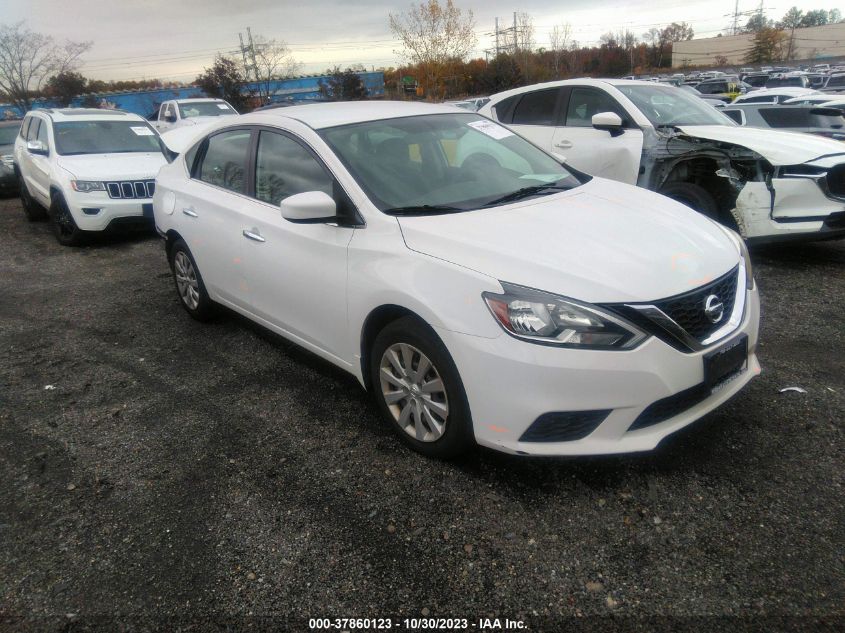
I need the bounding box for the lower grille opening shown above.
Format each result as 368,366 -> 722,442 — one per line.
519,410 -> 611,443
627,384 -> 711,432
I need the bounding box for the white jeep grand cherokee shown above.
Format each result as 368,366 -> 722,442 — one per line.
14,108 -> 168,245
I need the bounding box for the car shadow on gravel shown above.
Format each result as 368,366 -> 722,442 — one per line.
750,238 -> 845,266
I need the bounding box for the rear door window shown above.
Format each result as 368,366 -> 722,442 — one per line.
511,89 -> 560,125
197,129 -> 252,194
758,108 -> 809,128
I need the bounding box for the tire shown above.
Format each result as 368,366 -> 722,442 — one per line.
19,175 -> 47,222
168,238 -> 216,321
370,316 -> 474,459
658,182 -> 720,220
49,193 -> 86,246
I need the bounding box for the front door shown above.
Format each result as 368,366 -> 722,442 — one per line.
239,129 -> 353,362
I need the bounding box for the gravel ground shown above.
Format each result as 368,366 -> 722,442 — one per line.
0,196 -> 843,632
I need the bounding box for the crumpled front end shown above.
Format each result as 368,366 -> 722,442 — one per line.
642,127 -> 845,243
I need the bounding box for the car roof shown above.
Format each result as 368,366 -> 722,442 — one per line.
735,87 -> 819,99
239,100 -> 467,129
171,98 -> 229,103
31,108 -> 147,123
483,78 -> 666,105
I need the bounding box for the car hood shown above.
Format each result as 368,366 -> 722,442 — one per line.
676,125 -> 845,165
57,152 -> 167,180
160,122 -> 217,154
397,178 -> 740,304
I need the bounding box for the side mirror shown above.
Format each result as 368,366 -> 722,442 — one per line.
26,140 -> 48,155
591,112 -> 625,136
280,191 -> 337,224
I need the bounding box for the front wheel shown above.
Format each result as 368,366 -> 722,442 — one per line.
49,193 -> 86,246
658,181 -> 720,220
370,316 -> 473,459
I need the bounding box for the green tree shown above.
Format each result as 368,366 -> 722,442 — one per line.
318,67 -> 369,101
44,71 -> 87,106
745,27 -> 788,63
777,7 -> 804,59
478,54 -> 522,94
744,13 -> 774,33
195,55 -> 251,112
800,10 -> 829,27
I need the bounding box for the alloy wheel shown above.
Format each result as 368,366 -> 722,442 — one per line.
174,251 -> 200,310
378,342 -> 449,442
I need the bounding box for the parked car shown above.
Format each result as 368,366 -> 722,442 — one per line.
694,78 -> 748,102
152,98 -> 238,133
153,101 -> 760,458
764,73 -> 811,89
0,120 -> 22,195
719,104 -> 845,140
740,72 -> 770,89
731,87 -> 820,104
678,84 -> 726,108
783,94 -> 845,106
479,79 -> 845,243
822,72 -> 845,93
14,108 -> 168,245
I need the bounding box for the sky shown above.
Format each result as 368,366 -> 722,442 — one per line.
3,0 -> 842,82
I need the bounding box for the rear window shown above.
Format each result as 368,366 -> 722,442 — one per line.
827,76 -> 845,88
757,108 -> 844,129
738,95 -> 778,104
765,77 -> 805,88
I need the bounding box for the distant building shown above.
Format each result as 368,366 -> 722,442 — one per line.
672,22 -> 845,67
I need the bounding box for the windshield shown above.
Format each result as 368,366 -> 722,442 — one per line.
53,120 -> 163,155
178,101 -> 237,118
0,125 -> 20,145
616,84 -> 736,127
319,113 -> 583,214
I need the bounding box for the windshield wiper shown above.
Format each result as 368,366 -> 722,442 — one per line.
483,183 -> 570,207
384,204 -> 465,216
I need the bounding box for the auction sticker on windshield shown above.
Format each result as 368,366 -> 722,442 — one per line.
468,120 -> 513,139
130,126 -> 154,136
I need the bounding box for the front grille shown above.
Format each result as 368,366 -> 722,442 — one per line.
105,180 -> 155,199
827,164 -> 845,197
627,384 -> 711,431
654,266 -> 738,342
519,410 -> 610,443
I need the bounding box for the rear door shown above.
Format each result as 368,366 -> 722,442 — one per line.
501,87 -> 563,153
551,86 -> 643,184
178,127 -> 253,307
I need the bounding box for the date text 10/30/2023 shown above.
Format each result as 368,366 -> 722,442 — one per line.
308,617 -> 527,630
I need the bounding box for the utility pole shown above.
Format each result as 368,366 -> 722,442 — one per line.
495,17 -> 500,57
732,0 -> 740,35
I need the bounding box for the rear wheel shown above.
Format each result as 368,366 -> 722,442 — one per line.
19,175 -> 47,222
168,238 -> 216,321
49,193 -> 86,246
370,316 -> 473,459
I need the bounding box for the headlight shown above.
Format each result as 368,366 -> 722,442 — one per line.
717,224 -> 754,290
483,283 -> 648,350
71,180 -> 106,193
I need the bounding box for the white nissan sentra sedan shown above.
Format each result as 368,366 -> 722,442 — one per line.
153,102 -> 760,458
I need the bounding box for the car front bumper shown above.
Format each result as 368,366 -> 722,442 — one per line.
65,190 -> 154,232
440,285 -> 761,456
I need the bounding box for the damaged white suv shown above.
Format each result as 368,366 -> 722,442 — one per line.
480,79 -> 845,243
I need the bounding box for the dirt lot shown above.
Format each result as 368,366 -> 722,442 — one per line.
0,195 -> 843,632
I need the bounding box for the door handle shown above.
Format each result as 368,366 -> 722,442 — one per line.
182,207 -> 198,218
554,140 -> 573,149
242,229 -> 265,242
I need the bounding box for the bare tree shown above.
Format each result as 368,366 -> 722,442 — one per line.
248,35 -> 301,104
549,24 -> 571,77
389,0 -> 476,99
0,22 -> 91,112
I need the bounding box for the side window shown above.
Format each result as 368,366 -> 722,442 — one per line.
565,88 -> 626,127
197,129 -> 251,194
36,119 -> 49,146
722,110 -> 744,125
26,118 -> 41,141
511,89 -> 559,125
491,95 -> 520,123
20,116 -> 31,139
184,141 -> 201,176
164,103 -> 175,119
254,131 -> 333,206
159,103 -> 168,119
